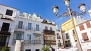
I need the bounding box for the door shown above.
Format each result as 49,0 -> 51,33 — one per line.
1,23 -> 10,31
26,49 -> 31,51
36,49 -> 39,51
18,21 -> 23,29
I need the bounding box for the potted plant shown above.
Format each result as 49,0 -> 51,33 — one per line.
1,46 -> 9,51
41,45 -> 50,51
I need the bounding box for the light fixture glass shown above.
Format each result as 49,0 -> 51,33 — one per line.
78,3 -> 86,13
52,5 -> 59,14
64,0 -> 70,7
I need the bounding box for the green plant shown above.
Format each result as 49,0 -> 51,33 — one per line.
41,45 -> 50,51
1,46 -> 9,51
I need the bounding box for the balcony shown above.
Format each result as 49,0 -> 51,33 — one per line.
57,36 -> 61,39
24,40 -> 34,44
26,26 -> 33,31
24,40 -> 41,44
12,39 -> 24,45
58,43 -> 61,47
34,28 -> 42,34
43,29 -> 55,35
34,40 -> 41,44
15,25 -> 24,31
0,27 -> 11,32
44,40 -> 56,45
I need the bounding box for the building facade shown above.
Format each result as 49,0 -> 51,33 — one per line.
61,16 -> 87,47
0,4 -> 63,51
76,20 -> 91,51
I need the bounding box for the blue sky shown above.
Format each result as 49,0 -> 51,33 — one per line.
0,0 -> 91,29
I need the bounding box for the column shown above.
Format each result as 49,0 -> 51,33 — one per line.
14,40 -> 21,51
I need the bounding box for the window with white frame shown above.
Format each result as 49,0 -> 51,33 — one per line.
26,34 -> 31,40
28,23 -> 32,30
14,33 -> 24,40
36,24 -> 39,31
34,34 -> 41,40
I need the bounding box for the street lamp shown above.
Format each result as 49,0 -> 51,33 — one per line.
52,0 -> 86,51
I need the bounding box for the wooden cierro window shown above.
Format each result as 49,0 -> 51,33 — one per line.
79,24 -> 85,31
86,21 -> 91,28
82,32 -> 89,41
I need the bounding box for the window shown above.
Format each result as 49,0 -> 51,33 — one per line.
14,34 -> 24,40
26,49 -> 31,51
27,34 -> 31,40
66,33 -> 69,39
6,9 -> 13,16
35,34 -> 41,40
82,32 -> 89,41
18,21 -> 23,29
35,49 -> 40,51
75,40 -> 77,42
53,37 -> 55,40
58,40 -> 61,43
79,24 -> 85,31
72,30 -> 75,34
57,33 -> 61,39
86,21 -> 91,28
50,27 -> 52,30
36,24 -> 39,31
45,26 -> 48,30
28,23 -> 32,30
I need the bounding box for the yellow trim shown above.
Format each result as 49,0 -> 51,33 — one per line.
61,18 -> 77,32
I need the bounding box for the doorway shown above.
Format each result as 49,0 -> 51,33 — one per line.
1,22 -> 10,31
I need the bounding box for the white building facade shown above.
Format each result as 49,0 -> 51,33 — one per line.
76,20 -> 91,51
61,16 -> 87,48
0,4 -> 63,51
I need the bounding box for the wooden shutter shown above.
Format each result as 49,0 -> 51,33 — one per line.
79,24 -> 85,31
86,21 -> 91,28
87,49 -> 91,51
82,32 -> 88,41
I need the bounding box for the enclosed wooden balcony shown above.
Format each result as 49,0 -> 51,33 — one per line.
43,29 -> 55,35
44,40 -> 56,45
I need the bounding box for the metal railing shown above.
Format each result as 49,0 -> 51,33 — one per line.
26,26 -> 33,31
57,36 -> 61,39
34,28 -> 41,32
24,40 -> 34,44
15,25 -> 24,30
34,40 -> 41,44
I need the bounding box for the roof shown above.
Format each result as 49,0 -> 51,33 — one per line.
0,4 -> 17,10
76,20 -> 91,26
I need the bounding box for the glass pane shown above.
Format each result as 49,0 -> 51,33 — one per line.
18,21 -> 23,29
36,24 -> 39,31
27,34 -> 31,40
28,23 -> 32,30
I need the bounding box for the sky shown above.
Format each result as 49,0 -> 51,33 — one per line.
0,0 -> 91,29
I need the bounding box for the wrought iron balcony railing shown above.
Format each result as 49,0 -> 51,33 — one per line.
58,43 -> 61,46
15,25 -> 24,30
57,36 -> 61,39
26,26 -> 33,31
34,28 -> 41,32
24,40 -> 34,44
34,40 -> 41,44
